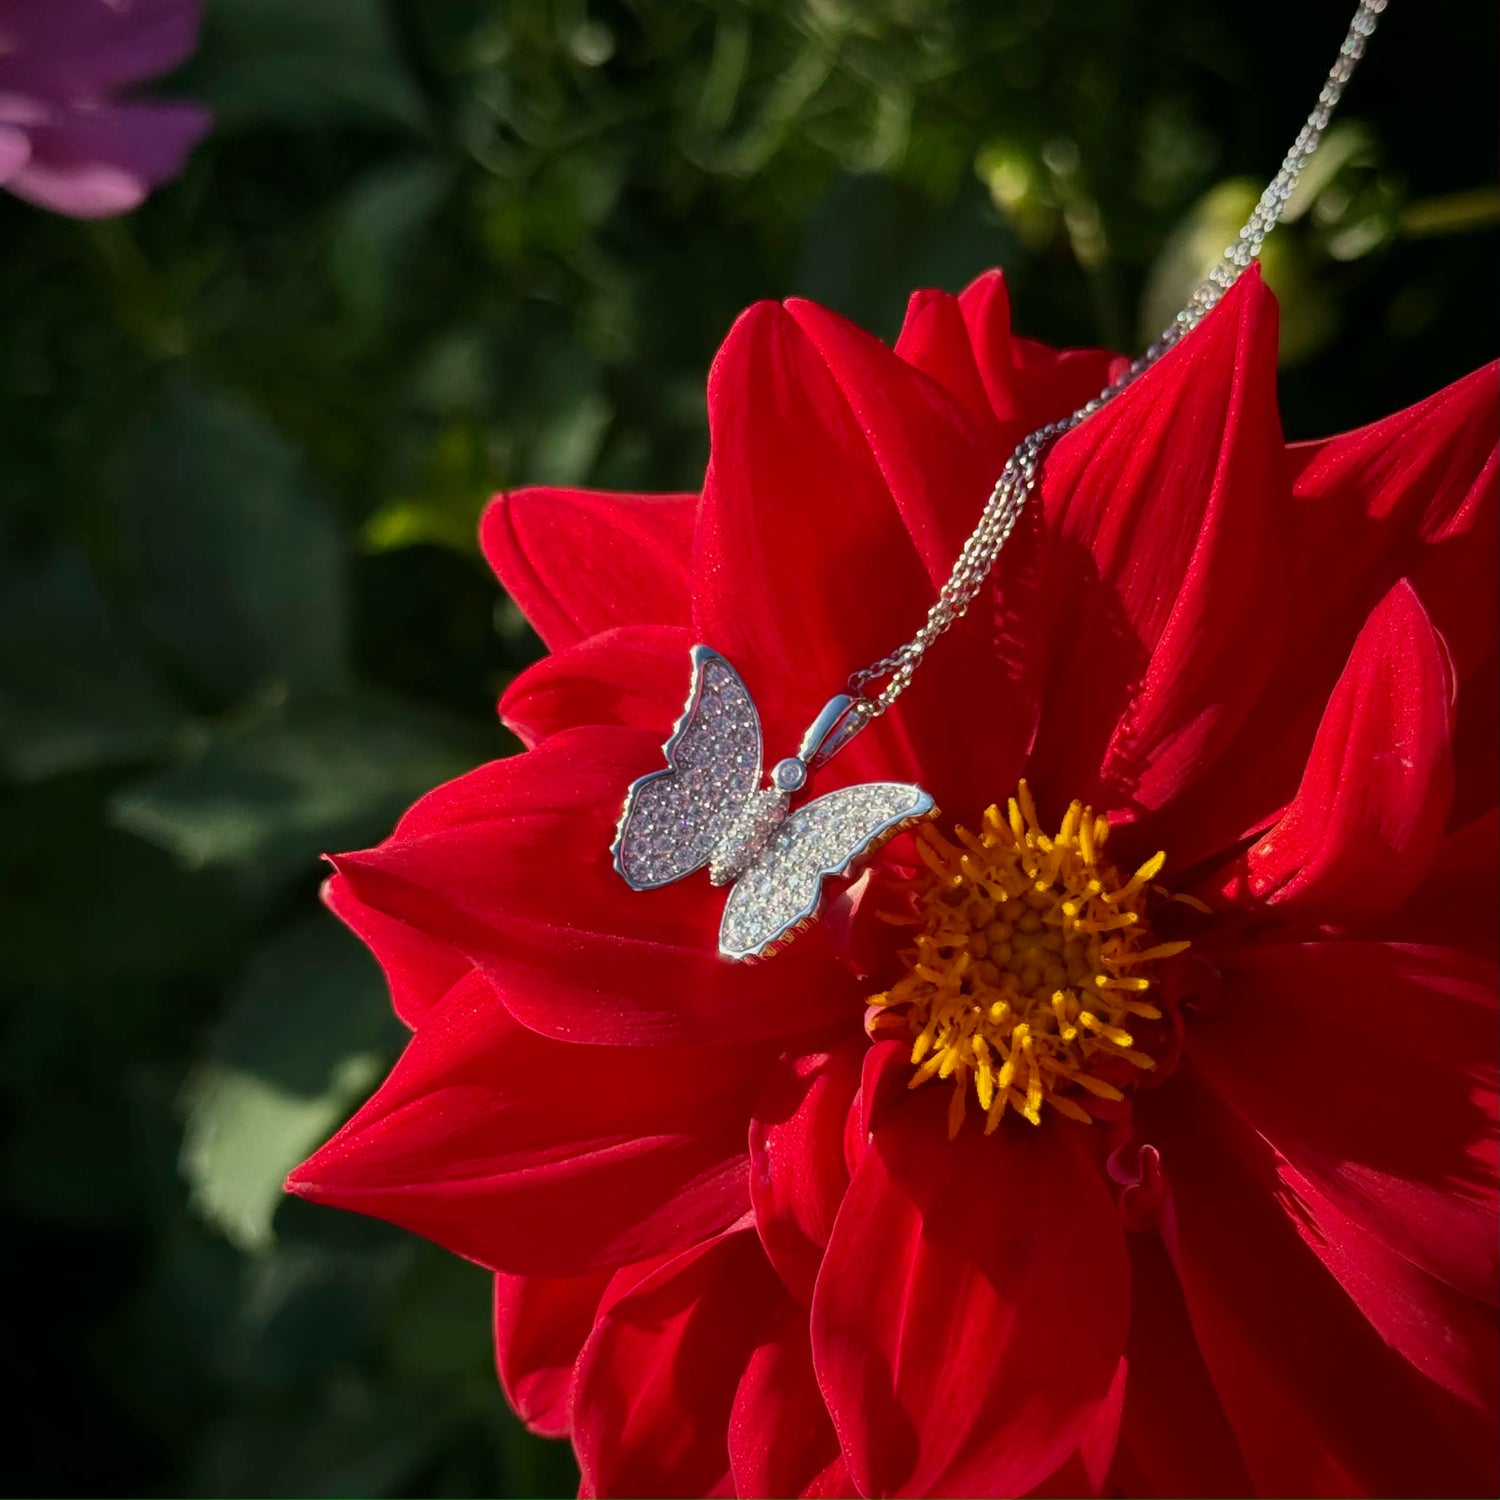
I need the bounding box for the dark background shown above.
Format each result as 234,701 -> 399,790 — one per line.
1,2 -> 1494,1494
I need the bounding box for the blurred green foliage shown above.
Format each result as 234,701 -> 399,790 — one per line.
0,1 -> 1494,1494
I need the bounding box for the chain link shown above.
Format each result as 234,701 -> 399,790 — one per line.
848,0 -> 1389,711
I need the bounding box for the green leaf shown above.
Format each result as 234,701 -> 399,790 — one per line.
0,773 -> 249,985
1137,178 -> 1262,348
382,1249 -> 495,1384
182,1057 -> 384,1254
114,383 -> 350,706
795,171 -> 1010,334
185,0 -> 428,133
180,919 -> 406,1251
108,693 -> 493,880
330,159 -> 455,330
0,553 -> 191,780
1139,178 -> 1339,367
528,389 -> 613,487
187,1384 -> 447,1498
231,1237 -> 404,1386
362,415 -> 492,556
1280,121 -> 1380,224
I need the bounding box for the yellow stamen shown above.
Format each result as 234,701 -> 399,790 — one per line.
867,780 -> 1192,1130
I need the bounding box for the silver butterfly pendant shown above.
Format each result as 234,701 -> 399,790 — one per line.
612,646 -> 937,961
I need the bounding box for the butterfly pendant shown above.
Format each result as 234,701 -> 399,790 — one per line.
612,645 -> 937,961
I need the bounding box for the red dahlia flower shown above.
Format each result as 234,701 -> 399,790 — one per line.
289,266 -> 1499,1498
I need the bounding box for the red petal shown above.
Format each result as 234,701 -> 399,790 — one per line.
493,1267 -> 613,1437
573,1227 -> 783,1499
333,725 -> 860,1046
1021,1358 -> 1128,1499
748,1039 -> 863,1305
691,298 -> 1033,823
1288,361 -> 1499,686
321,871 -> 468,1029
499,624 -> 696,747
728,1285 -> 845,1500
287,970 -> 770,1276
1397,809 -> 1499,953
801,1456 -> 853,1498
1189,941 -> 1499,1314
1172,362 -> 1498,866
783,296 -> 1045,820
954,270 -> 1123,436
480,487 -> 696,651
1236,581 -> 1455,920
784,296 -> 1004,583
1261,1149 -> 1500,1415
892,288 -> 999,439
1024,270 -> 1290,852
1451,639 -> 1498,829
843,1037 -> 913,1177
1079,1358 -> 1128,1495
1138,1064 -> 1498,1497
812,1087 -> 1129,1497
693,300 -> 927,745
1115,1233 -> 1253,1499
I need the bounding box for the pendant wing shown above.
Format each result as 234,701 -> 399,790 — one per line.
719,783 -> 935,960
612,645 -> 763,889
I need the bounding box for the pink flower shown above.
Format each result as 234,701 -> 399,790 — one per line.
0,0 -> 209,218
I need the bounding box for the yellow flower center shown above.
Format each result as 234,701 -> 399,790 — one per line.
868,781 -> 1190,1136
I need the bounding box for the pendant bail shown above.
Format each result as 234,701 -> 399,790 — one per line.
797,693 -> 878,773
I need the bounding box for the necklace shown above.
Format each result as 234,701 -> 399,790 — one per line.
612,0 -> 1390,962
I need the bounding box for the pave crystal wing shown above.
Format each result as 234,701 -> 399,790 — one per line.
611,646 -> 762,889
719,783 -> 935,961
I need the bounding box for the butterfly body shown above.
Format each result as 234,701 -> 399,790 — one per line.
707,787 -> 790,886
612,646 -> 937,961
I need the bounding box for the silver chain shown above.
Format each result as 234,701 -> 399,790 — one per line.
846,0 -> 1389,714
